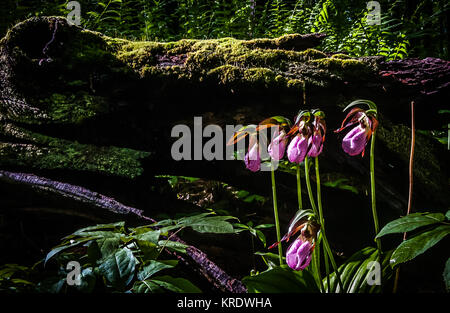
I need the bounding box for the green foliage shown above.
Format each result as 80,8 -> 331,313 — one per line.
1,213 -> 238,293
0,264 -> 36,292
376,212 -> 446,238
242,264 -> 319,293
153,212 -> 238,234
377,210 -> 450,289
377,211 -> 450,268
324,247 -> 393,293
389,225 -> 450,268
2,1 -> 448,59
234,190 -> 266,204
234,221 -> 274,248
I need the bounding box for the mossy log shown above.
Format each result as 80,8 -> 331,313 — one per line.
0,17 -> 449,291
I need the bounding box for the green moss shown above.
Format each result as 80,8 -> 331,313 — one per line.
109,36 -> 337,88
308,57 -> 372,77
330,53 -> 351,59
207,65 -> 243,85
0,121 -> 150,178
39,92 -> 108,124
243,68 -> 277,86
286,78 -> 304,89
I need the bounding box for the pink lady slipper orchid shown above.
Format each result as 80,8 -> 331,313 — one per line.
307,111 -> 326,157
227,116 -> 291,171
244,139 -> 261,172
287,134 -> 309,163
334,107 -> 378,157
268,130 -> 288,161
286,111 -> 314,164
269,211 -> 320,271
286,237 -> 313,270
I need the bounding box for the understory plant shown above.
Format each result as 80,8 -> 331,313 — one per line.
236,99 -> 448,293
0,213 -> 238,293
230,99 -> 391,293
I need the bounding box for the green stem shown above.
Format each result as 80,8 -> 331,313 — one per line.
299,162 -> 323,291
304,157 -> 318,216
323,236 -> 330,292
314,156 -> 343,292
370,131 -> 382,255
312,236 -> 325,292
322,234 -> 342,291
271,163 -> 283,265
296,164 -> 303,210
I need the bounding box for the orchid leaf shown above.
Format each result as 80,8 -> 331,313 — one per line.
242,265 -> 319,293
376,212 -> 446,238
390,225 -> 450,268
324,247 -> 393,293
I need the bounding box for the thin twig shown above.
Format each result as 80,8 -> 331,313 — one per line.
393,100 -> 415,293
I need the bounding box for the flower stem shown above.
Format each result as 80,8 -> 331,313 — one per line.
323,238 -> 331,292
271,163 -> 283,265
314,156 -> 343,292
300,162 -> 323,291
370,130 -> 382,255
296,164 -> 303,210
304,157 -> 318,216
393,101 -> 416,293
312,236 -> 325,292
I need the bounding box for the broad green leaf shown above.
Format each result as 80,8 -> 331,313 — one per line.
158,240 -> 188,253
76,267 -> 96,293
71,231 -> 124,239
97,237 -> 121,260
242,265 -> 319,293
135,240 -> 158,260
135,230 -> 161,244
150,275 -> 202,293
45,236 -> 99,265
98,247 -> 137,288
376,213 -> 445,238
255,230 -> 266,247
70,222 -> 125,236
444,258 -> 450,292
137,260 -> 178,281
390,225 -> 450,267
178,214 -> 237,233
132,280 -> 161,293
446,210 -> 450,220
